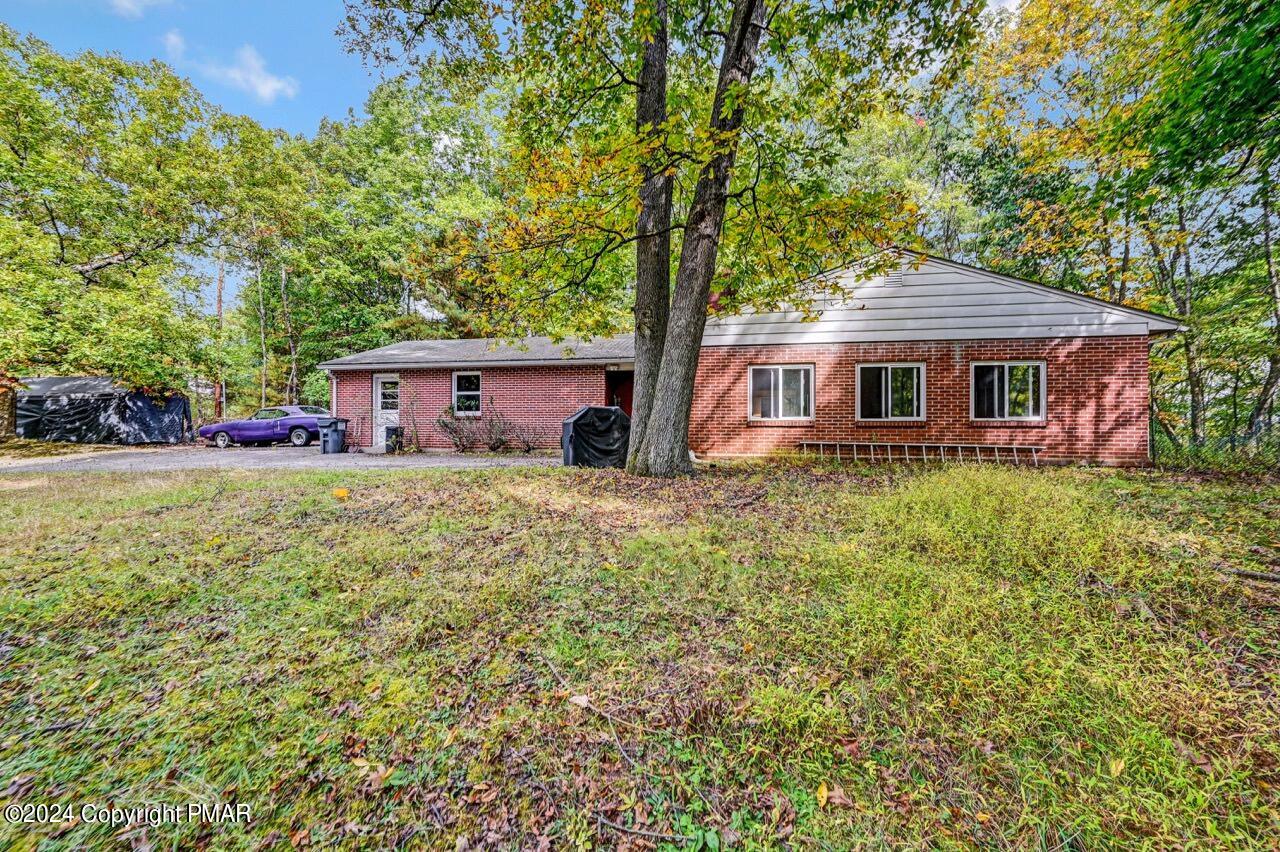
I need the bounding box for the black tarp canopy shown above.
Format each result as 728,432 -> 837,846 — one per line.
17,377 -> 192,445
562,405 -> 630,468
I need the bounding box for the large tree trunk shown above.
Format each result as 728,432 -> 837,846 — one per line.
632,0 -> 768,477
0,382 -> 15,441
215,250 -> 225,420
1247,172 -> 1280,435
256,262 -> 268,408
1144,213 -> 1205,447
1176,203 -> 1207,446
626,0 -> 672,470
1185,335 -> 1205,446
280,265 -> 299,405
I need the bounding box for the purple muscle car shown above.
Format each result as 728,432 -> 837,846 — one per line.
198,405 -> 331,448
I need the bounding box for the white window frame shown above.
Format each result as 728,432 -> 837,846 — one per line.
970,360 -> 1046,422
747,364 -> 815,422
452,370 -> 482,417
373,373 -> 400,413
855,362 -> 926,422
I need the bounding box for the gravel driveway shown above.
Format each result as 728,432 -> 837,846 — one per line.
0,445 -> 560,475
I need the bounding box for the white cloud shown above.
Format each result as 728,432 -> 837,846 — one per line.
109,0 -> 170,18
206,45 -> 300,103
162,29 -> 186,59
163,29 -> 299,105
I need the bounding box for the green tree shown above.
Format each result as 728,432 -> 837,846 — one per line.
1116,0 -> 1280,188
219,72 -> 500,414
957,0 -> 1279,453
343,0 -> 983,475
0,26 -> 276,395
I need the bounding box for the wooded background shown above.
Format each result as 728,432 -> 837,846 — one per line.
2,0 -> 1277,464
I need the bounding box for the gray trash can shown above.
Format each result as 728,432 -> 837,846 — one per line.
318,417 -> 348,454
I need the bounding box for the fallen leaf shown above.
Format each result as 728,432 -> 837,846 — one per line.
366,764 -> 392,788
568,694 -> 590,709
1174,739 -> 1213,773
816,781 -> 829,808
5,773 -> 35,799
332,488 -> 350,501
826,783 -> 853,808
1109,758 -> 1125,778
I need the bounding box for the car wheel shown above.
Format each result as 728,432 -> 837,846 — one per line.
213,431 -> 231,449
289,427 -> 311,447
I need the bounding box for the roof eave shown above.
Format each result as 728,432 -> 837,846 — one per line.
319,357 -> 633,371
918,253 -> 1186,329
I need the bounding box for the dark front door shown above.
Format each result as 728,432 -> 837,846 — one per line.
606,370 -> 634,416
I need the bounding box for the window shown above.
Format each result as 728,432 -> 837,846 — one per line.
857,364 -> 924,420
378,379 -> 399,411
251,408 -> 287,420
453,372 -> 481,416
972,362 -> 1045,420
749,365 -> 813,420
300,406 -> 330,415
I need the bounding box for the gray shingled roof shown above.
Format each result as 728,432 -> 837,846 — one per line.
317,335 -> 634,371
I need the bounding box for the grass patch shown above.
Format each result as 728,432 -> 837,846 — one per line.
0,463 -> 1277,848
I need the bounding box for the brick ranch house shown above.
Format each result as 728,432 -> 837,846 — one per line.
320,254 -> 1182,464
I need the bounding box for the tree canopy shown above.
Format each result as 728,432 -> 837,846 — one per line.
2,1 -> 1277,461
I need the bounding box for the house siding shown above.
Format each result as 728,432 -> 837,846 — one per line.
332,336 -> 1152,464
333,365 -> 607,449
702,257 -> 1180,346
689,336 -> 1151,465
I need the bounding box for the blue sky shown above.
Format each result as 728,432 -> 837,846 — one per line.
4,0 -> 385,134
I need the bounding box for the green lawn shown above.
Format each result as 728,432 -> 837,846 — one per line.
1,463 -> 1277,849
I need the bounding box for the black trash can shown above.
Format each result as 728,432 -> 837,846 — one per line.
385,425 -> 403,454
318,417 -> 348,454
562,406 -> 630,468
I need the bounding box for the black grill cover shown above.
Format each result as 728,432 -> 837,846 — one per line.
16,377 -> 192,445
562,406 -> 630,468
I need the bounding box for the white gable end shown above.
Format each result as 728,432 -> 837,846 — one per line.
702,255 -> 1181,347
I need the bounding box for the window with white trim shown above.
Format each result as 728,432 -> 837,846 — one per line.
749,365 -> 813,420
972,361 -> 1045,420
857,363 -> 924,420
377,379 -> 399,411
452,371 -> 481,416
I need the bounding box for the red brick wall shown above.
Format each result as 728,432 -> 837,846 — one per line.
332,365 -> 607,449
332,336 -> 1152,463
689,336 -> 1151,464
332,369 -> 375,447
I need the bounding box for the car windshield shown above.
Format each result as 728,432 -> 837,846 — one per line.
299,406 -> 329,415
